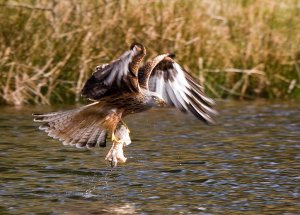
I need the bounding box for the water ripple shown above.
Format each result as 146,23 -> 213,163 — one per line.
0,101 -> 300,214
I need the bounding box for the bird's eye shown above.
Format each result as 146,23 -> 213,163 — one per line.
152,96 -> 158,101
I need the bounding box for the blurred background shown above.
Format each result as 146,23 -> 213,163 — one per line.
0,0 -> 300,106
1,1 -> 300,214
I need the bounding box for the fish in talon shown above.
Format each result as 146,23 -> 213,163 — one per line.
105,124 -> 131,167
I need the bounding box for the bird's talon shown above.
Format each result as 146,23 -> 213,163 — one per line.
111,133 -> 120,143
110,158 -> 117,168
120,119 -> 130,132
105,143 -> 126,168
105,125 -> 131,167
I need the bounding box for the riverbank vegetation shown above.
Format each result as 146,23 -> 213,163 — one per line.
0,0 -> 300,105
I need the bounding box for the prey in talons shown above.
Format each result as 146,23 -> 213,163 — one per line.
105,124 -> 131,167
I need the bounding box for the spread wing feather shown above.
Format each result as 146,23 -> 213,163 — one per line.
81,49 -> 139,100
32,102 -> 119,149
148,58 -> 217,123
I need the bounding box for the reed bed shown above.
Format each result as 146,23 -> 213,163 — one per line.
0,0 -> 299,105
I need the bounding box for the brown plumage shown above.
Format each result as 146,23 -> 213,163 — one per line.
81,42 -> 146,100
33,42 -> 216,166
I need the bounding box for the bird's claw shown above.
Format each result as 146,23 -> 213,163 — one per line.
105,142 -> 127,168
111,132 -> 119,143
120,119 -> 130,133
105,125 -> 131,168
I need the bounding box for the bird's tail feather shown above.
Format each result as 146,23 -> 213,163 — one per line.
33,102 -> 120,148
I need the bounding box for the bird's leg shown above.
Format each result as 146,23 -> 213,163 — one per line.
111,132 -> 119,143
105,125 -> 131,168
120,119 -> 130,133
105,139 -> 126,168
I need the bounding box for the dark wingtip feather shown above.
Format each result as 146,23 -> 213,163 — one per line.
130,41 -> 143,50
39,123 -> 50,130
99,137 -> 107,147
186,103 -> 207,124
33,113 -> 45,120
168,53 -> 176,59
33,116 -> 45,122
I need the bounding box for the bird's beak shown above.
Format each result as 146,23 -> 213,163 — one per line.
157,99 -> 166,107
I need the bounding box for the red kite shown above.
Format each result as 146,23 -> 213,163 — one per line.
33,43 -> 216,167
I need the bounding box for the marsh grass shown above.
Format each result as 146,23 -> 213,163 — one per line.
0,0 -> 300,105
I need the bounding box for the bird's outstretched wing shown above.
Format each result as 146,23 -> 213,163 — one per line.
148,57 -> 217,123
81,44 -> 145,100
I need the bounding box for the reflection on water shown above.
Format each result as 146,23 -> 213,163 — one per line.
0,101 -> 299,214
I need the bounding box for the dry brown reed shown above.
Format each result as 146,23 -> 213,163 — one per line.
0,0 -> 300,106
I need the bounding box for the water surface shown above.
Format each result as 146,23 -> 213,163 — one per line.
0,101 -> 299,214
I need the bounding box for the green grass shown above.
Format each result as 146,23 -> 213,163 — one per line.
0,0 -> 300,105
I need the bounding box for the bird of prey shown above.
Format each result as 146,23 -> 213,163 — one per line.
33,42 -> 216,167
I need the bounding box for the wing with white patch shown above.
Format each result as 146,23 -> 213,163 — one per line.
81,48 -> 141,100
148,58 -> 217,123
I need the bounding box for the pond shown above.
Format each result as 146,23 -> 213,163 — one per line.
0,101 -> 299,214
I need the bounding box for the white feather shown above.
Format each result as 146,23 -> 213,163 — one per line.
148,59 -> 216,122
155,74 -> 165,96
168,80 -> 187,109
105,50 -> 133,85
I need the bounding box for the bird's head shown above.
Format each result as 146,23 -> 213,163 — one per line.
152,95 -> 166,107
145,91 -> 166,107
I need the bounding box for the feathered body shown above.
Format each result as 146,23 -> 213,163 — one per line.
33,42 -> 216,165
